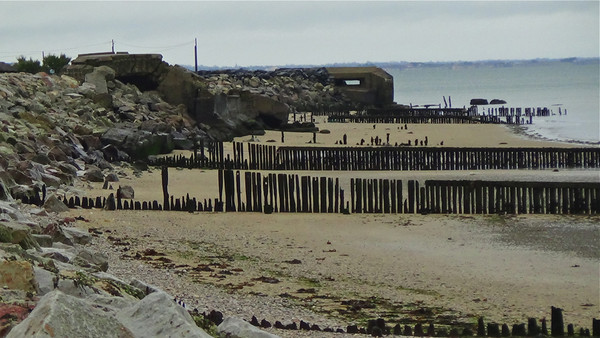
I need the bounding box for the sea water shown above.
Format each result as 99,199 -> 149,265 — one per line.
385,60 -> 599,144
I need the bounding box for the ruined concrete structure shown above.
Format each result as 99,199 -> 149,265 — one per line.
65,53 -> 395,140
326,67 -> 394,107
65,52 -> 166,91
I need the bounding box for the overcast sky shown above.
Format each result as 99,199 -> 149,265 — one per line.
1,1 -> 598,67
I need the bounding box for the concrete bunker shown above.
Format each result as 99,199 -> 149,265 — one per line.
326,67 -> 394,108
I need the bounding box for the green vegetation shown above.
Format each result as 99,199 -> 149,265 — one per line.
119,283 -> 146,300
299,276 -> 322,288
15,57 -> 42,73
191,315 -> 218,337
0,226 -> 13,243
73,271 -> 97,289
173,250 -> 196,260
42,54 -> 71,74
15,53 -> 71,74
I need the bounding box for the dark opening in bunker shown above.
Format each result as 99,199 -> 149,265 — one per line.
117,75 -> 159,91
334,78 -> 363,87
257,113 -> 284,129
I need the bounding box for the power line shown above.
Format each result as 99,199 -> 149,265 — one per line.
116,40 -> 194,51
0,41 -> 112,58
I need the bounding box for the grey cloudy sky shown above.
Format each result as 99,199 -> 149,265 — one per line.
1,1 -> 598,67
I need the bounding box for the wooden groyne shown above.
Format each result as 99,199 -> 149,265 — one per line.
151,143 -> 600,171
273,146 -> 600,171
324,105 -> 554,125
50,170 -> 599,215
327,114 -> 507,124
419,180 -> 599,215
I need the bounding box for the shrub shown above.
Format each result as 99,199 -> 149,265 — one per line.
43,53 -> 71,74
15,56 -> 42,73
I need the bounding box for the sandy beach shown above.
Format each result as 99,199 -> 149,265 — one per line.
64,122 -> 598,336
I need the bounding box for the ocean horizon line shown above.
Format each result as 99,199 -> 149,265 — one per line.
180,56 -> 599,71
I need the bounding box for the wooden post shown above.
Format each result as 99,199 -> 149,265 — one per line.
236,171 -> 242,211
300,176 -> 309,212
289,175 -> 296,212
328,177 -> 334,213
320,176 -> 327,213
551,306 -> 564,336
312,177 -> 320,213
408,180 -> 415,214
162,166 -> 169,211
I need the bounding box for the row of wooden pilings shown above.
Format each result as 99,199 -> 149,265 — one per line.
271,146 -> 600,171
53,170 -> 598,215
327,115 -> 506,124
328,114 -> 534,125
487,106 -> 555,117
152,143 -> 600,171
241,307 -> 598,337
152,139 -> 228,169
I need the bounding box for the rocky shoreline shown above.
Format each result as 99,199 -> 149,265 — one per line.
0,66 -> 350,336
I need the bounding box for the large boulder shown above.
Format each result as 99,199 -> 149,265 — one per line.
6,290 -> 135,338
84,66 -> 116,95
101,128 -> 174,159
83,165 -> 104,182
32,265 -> 58,296
117,291 -> 212,338
72,248 -> 108,272
0,221 -> 41,250
0,260 -> 36,292
217,317 -> 281,338
42,194 -> 69,213
62,227 -> 92,245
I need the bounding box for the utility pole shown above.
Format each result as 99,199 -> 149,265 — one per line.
194,38 -> 198,73
111,39 -> 115,54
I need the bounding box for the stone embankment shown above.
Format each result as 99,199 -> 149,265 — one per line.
0,70 -> 200,203
196,67 -> 351,113
0,202 -> 278,337
0,67 -> 319,336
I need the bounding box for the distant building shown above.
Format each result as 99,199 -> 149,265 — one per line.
0,62 -> 17,73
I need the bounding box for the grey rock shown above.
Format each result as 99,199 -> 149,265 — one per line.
42,194 -> 69,213
105,172 -> 119,182
6,290 -> 134,338
0,221 -> 41,251
85,293 -> 136,312
217,317 -> 281,338
31,153 -> 52,165
119,185 -> 134,199
32,234 -> 53,247
41,249 -> 71,263
118,291 -> 212,338
62,227 -> 92,245
102,128 -> 174,159
172,131 -> 194,150
33,265 -> 58,296
55,278 -> 101,298
72,248 -> 108,272
129,278 -> 162,296
84,66 -> 116,95
84,165 -> 104,182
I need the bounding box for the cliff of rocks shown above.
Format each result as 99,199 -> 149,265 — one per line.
0,70 -> 198,203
